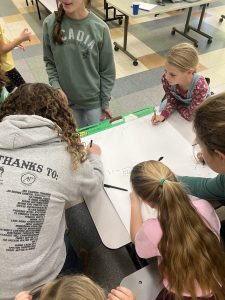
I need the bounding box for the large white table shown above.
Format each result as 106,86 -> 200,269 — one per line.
84,111 -> 210,250
107,0 -> 215,65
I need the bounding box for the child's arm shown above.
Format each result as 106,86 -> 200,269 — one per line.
99,26 -> 116,113
130,191 -> 143,242
152,74 -> 178,124
0,28 -> 31,55
43,20 -> 64,99
176,77 -> 208,121
108,286 -> 136,300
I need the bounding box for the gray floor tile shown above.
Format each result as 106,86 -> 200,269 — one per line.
111,85 -> 164,116
85,244 -> 136,292
0,0 -> 19,17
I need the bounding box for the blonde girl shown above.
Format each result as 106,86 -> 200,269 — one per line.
152,43 -> 210,124
130,160 -> 225,299
15,275 -> 136,300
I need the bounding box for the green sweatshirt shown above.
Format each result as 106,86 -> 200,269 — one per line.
43,11 -> 115,109
179,174 -> 225,205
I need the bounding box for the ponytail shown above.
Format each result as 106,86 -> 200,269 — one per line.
53,3 -> 65,44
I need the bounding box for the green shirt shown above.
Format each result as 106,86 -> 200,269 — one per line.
179,174 -> 225,205
43,11 -> 115,109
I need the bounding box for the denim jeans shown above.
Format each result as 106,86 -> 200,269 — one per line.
70,106 -> 102,128
60,235 -> 83,275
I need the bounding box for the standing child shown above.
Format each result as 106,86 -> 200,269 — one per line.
43,0 -> 116,128
152,43 -> 210,124
0,25 -> 32,92
130,160 -> 225,300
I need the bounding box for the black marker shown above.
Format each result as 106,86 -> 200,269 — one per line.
104,184 -> 128,192
158,156 -> 164,161
90,140 -> 93,147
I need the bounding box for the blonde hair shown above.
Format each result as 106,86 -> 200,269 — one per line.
130,160 -> 225,300
39,275 -> 106,300
0,83 -> 87,170
194,92 -> 225,154
166,43 -> 199,72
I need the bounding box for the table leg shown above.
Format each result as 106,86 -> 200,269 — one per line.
35,0 -> 42,20
113,15 -> 139,66
171,4 -> 213,47
104,0 -> 123,24
188,4 -> 213,44
171,7 -> 199,47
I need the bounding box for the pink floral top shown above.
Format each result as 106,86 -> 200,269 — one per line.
161,74 -> 209,121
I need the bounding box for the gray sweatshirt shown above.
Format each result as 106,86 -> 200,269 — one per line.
0,115 -> 104,300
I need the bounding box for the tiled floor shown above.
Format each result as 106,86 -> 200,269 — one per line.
1,0 -> 225,295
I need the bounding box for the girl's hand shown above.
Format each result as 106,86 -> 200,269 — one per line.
19,28 -> 32,43
100,108 -> 112,120
151,114 -> 165,125
108,286 -> 136,300
15,291 -> 32,300
17,44 -> 25,51
87,143 -> 101,156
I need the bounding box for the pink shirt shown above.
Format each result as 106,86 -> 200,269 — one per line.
135,200 -> 221,297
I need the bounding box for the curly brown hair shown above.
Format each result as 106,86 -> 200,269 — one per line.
0,83 -> 87,169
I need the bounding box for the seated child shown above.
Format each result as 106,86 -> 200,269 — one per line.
152,43 -> 210,124
130,160 -> 225,299
15,275 -> 136,300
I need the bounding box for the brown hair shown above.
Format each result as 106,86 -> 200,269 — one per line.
0,69 -> 10,91
39,275 -> 106,300
131,160 -> 225,300
53,1 -> 91,44
166,43 -> 199,72
0,83 -> 86,169
194,92 -> 225,155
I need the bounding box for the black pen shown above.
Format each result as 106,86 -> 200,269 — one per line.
158,156 -> 164,161
90,140 -> 93,147
104,184 -> 128,191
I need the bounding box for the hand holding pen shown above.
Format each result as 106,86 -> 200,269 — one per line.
87,140 -> 101,156
151,114 -> 165,125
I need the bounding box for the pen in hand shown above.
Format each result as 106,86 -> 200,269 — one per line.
104,184 -> 128,192
152,107 -> 157,124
